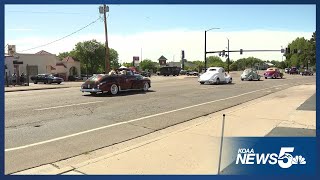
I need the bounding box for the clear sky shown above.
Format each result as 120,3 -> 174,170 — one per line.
5,4 -> 316,63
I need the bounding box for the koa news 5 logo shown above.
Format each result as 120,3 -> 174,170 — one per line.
236,147 -> 306,168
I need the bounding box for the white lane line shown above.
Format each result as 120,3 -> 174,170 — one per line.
5,84 -> 289,152
34,101 -> 104,111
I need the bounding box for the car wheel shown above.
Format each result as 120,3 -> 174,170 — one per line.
229,78 -> 232,84
57,82 -> 61,84
200,82 -> 205,85
241,78 -> 244,81
34,81 -> 37,84
110,84 -> 119,95
142,82 -> 149,91
90,92 -> 97,96
265,77 -> 267,79
216,78 -> 220,85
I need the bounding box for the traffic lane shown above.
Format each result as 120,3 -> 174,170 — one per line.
5,83 -> 296,174
5,76 -> 314,144
5,75 -> 314,129
5,80 -> 301,148
4,76 -> 280,128
4,77 -> 195,112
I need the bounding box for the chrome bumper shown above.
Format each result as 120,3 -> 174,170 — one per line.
80,88 -> 102,93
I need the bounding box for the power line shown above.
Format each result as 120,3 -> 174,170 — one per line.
18,17 -> 102,53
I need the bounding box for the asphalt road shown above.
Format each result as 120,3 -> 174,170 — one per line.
5,73 -> 316,174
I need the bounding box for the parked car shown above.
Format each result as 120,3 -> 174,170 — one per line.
159,66 -> 181,76
289,67 -> 299,75
180,70 -> 188,75
140,71 -> 151,77
31,74 -> 63,84
285,68 -> 290,74
198,67 -> 232,85
264,68 -> 283,79
187,71 -> 199,76
241,68 -> 261,81
80,68 -> 151,95
68,75 -> 82,81
301,69 -> 314,76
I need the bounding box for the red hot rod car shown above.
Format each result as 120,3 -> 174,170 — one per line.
80,68 -> 151,95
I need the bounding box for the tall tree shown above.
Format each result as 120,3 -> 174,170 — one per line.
66,39 -> 119,74
140,59 -> 157,72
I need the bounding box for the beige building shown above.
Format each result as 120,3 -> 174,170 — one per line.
4,50 -> 81,81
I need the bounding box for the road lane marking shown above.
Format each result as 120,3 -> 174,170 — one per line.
34,101 -> 104,111
6,84 -> 289,152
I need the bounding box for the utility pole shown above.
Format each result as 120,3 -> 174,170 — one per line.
103,4 -> 110,73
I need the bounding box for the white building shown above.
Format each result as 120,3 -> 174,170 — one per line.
4,50 -> 81,81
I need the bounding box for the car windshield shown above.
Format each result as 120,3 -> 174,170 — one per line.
208,69 -> 216,71
88,74 -> 104,81
244,69 -> 251,74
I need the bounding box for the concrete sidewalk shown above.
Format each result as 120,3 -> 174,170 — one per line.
13,84 -> 316,175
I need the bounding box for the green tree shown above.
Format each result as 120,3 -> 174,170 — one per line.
67,39 -> 120,74
122,62 -> 133,67
140,59 -> 157,72
206,56 -> 227,69
284,35 -> 315,68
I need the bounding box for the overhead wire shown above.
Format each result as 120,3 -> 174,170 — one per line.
18,16 -> 102,53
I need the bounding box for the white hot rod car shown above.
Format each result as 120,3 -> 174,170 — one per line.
198,67 -> 232,85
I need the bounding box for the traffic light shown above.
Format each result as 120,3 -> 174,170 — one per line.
222,50 -> 225,56
286,48 -> 290,54
240,49 -> 243,55
182,50 -> 185,59
219,52 -> 221,56
293,49 -> 297,54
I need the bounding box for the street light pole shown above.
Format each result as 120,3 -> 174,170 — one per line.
204,27 -> 220,71
227,38 -> 230,73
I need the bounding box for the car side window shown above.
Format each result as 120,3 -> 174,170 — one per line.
222,69 -> 225,73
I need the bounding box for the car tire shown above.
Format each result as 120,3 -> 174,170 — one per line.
142,82 -> 149,91
110,84 -> 119,95
200,82 -> 205,85
216,78 -> 220,85
229,78 -> 232,84
34,81 -> 37,84
241,78 -> 243,81
57,82 -> 61,84
90,92 -> 97,96
265,77 -> 267,79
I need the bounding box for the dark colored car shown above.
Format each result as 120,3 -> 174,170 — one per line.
140,71 -> 151,77
80,68 -> 151,95
68,75 -> 82,81
159,66 -> 181,76
31,74 -> 63,84
289,67 -> 299,75
180,70 -> 188,75
301,69 -> 314,76
264,68 -> 283,79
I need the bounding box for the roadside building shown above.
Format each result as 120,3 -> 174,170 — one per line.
4,49 -> 81,82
